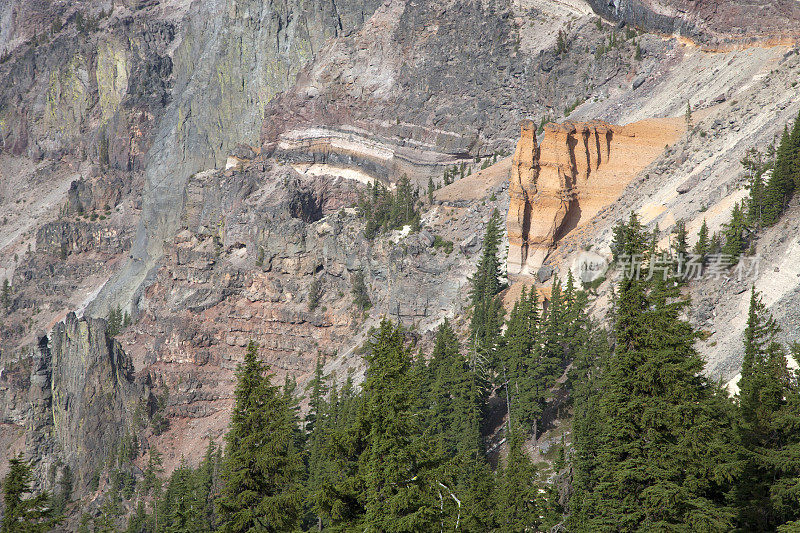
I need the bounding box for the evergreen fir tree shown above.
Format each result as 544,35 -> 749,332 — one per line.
2,455 -> 60,533
762,124 -> 798,226
359,320 -> 438,532
216,341 -> 303,533
1,279 -> 10,310
735,288 -> 800,530
497,429 -> 540,532
695,218 -> 710,263
313,376 -> 365,528
156,459 -> 208,533
671,219 -> 689,260
143,447 -> 164,497
305,357 -> 328,436
469,210 -> 506,366
722,201 -> 748,260
576,223 -> 736,530
501,286 -> 540,435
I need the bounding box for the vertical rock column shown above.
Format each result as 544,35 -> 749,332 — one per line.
506,120 -> 539,274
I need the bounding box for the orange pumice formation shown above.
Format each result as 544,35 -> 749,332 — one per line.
507,117 -> 683,274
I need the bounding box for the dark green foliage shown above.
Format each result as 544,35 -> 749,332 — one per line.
432,234 -> 454,254
572,230 -> 737,531
107,306 -> 124,336
722,201 -> 748,260
555,30 -> 568,54
359,320 -> 439,531
128,442 -> 221,533
156,460 -> 209,532
735,288 -> 800,530
307,377 -> 363,529
1,279 -> 10,310
216,341 -> 303,533
499,272 -> 588,440
761,113 -> 800,226
671,219 -> 688,259
742,147 -> 774,228
50,466 -> 72,516
350,269 -> 371,312
610,212 -> 649,263
695,218 -> 710,263
468,210 -> 506,366
497,430 -> 540,532
426,319 -> 486,458
308,276 -> 323,311
358,176 -> 421,239
2,455 -> 60,532
500,286 -> 541,433
143,447 -> 164,497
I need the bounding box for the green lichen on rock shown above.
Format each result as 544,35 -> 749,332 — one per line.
44,54 -> 90,138
96,39 -> 130,124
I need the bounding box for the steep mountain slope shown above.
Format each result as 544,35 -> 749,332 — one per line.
0,0 -> 799,520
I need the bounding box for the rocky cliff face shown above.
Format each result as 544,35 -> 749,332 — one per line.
587,0 -> 800,48
507,117 -> 682,274
108,158 -> 503,470
2,0 -> 800,519
50,313 -> 151,490
86,0 -> 383,319
0,314 -> 150,492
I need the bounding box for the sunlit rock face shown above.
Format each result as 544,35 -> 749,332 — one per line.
507,118 -> 682,274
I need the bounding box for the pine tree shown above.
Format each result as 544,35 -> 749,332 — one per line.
497,429 -> 540,532
156,459 -> 209,533
722,201 -> 748,260
762,123 -> 798,226
501,286 -> 540,435
143,446 -> 164,497
575,228 -> 736,530
425,319 -> 495,531
1,279 -> 10,310
735,288 -> 800,530
305,357 -> 328,436
351,269 -> 371,312
671,219 -> 688,260
695,218 -> 710,263
568,327 -> 609,531
742,147 -> 771,228
216,341 -> 303,533
308,277 -> 323,311
195,441 -> 221,530
359,320 -> 438,531
312,377 -> 365,528
428,319 -> 486,457
469,210 -> 506,366
2,455 -> 60,532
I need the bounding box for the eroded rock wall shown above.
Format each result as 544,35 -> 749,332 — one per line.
586,0 -> 800,48
0,314 -> 150,492
507,118 -> 682,274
